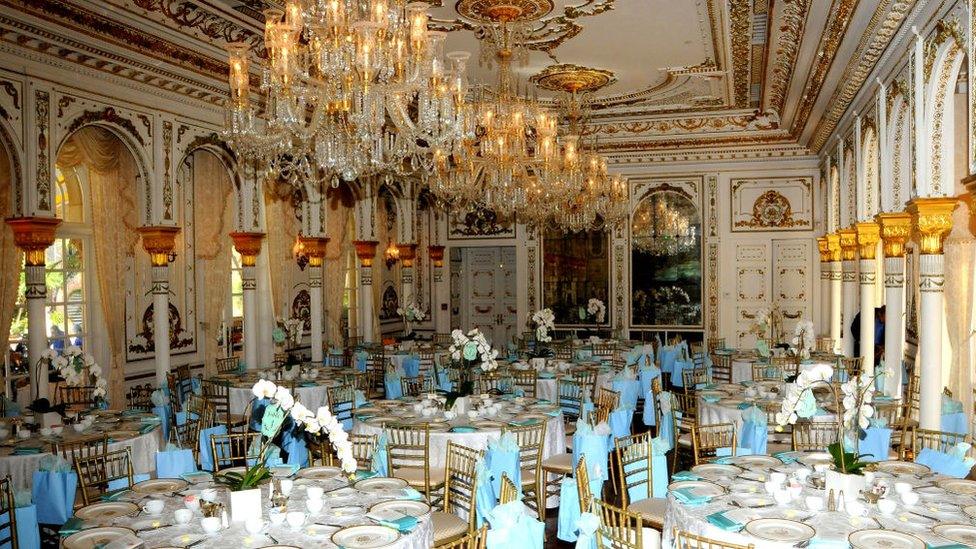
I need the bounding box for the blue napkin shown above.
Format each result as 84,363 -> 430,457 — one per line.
374,514 -> 418,533
12,447 -> 42,455
706,511 -> 743,531
671,487 -> 710,506
401,488 -> 424,501
773,451 -> 799,464
451,426 -> 478,433
59,517 -> 87,535
915,447 -> 974,477
671,471 -> 700,481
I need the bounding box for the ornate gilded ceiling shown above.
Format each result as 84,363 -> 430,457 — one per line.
0,0 -> 927,160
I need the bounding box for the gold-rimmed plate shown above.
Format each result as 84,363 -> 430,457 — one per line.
74,502 -> 138,521
131,478 -> 187,495
933,523 -> 976,546
848,529 -> 924,549
369,499 -> 430,517
690,463 -> 742,479
936,478 -> 976,495
296,465 -> 341,480
331,525 -> 400,548
726,455 -> 782,468
875,460 -> 930,476
667,480 -> 726,497
744,518 -> 815,543
354,477 -> 408,493
63,527 -> 136,549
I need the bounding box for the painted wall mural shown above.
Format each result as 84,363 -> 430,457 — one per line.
730,176 -> 813,232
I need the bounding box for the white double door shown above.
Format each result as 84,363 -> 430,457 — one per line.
454,247 -> 517,347
733,238 -> 814,347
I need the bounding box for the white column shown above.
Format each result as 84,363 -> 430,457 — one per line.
856,223 -> 879,375
820,266 -> 831,335
841,263 -> 858,357
360,265 -> 375,343
829,260 -> 843,353
429,246 -> 448,333
151,264 -> 171,387
242,263 -> 258,369
399,244 -> 418,334
883,256 -> 905,396
25,264 -> 48,402
309,263 -> 324,362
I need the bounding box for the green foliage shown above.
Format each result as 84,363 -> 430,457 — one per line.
213,465 -> 271,491
827,442 -> 869,475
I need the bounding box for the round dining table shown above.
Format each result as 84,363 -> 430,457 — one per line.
223,367 -> 357,416
727,353 -> 838,384
663,452 -> 976,548
64,471 -> 432,549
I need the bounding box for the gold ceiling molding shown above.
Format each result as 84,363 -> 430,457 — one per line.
729,0 -> 752,107
455,0 -> 555,22
530,64 -> 615,93
808,0 -> 915,151
787,0 -> 859,138
582,111 -> 779,137
130,0 -> 262,51
764,0 -> 810,115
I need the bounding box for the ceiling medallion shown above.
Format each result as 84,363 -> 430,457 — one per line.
531,64 -> 616,94
455,0 -> 554,23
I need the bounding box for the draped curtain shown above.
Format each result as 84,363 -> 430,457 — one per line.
372,196 -> 389,338
324,189 -> 352,343
0,146 -> 23,354
944,204 -> 975,419
264,191 -> 298,321
191,151 -> 233,376
59,127 -> 138,407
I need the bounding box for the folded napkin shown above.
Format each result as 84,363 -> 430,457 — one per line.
59,517 -> 87,535
138,423 -> 158,435
100,488 -> 130,502
915,447 -> 975,477
670,487 -> 710,506
702,395 -> 721,403
12,447 -> 42,456
508,419 -> 541,427
773,451 -> 799,464
355,470 -> 380,480
671,471 -> 701,481
736,402 -> 752,410
368,512 -> 418,533
179,471 -> 210,483
401,487 -> 424,501
451,426 -> 478,433
926,544 -> 972,549
706,511 -> 743,532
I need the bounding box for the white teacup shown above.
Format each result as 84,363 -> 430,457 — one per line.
306,498 -> 323,513
143,500 -> 165,516
846,500 -> 867,517
174,509 -> 192,524
804,496 -> 824,512
769,472 -> 787,485
764,480 -> 780,494
72,423 -> 86,434
877,498 -> 897,516
421,408 -> 434,418
306,486 -> 324,500
794,468 -> 812,482
39,427 -> 52,437
773,489 -> 791,506
199,489 -> 218,502
200,516 -> 221,534
269,509 -> 286,526
183,496 -> 200,512
16,430 -> 29,440
279,479 -> 294,496
894,482 -> 913,495
244,518 -> 265,534
444,411 -> 457,421
900,491 -> 920,506
285,511 -> 305,529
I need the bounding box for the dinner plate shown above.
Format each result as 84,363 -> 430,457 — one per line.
876,460 -> 930,476
731,494 -> 774,508
105,430 -> 137,439
356,407 -> 382,414
666,480 -> 726,497
744,518 -> 815,543
797,452 -> 834,467
63,527 -> 136,549
331,525 -> 400,548
331,505 -> 366,516
131,478 -> 188,495
716,398 -> 744,407
964,505 -> 976,519
933,524 -> 976,545
848,529 -> 925,549
936,478 -> 976,495
726,455 -> 782,468
74,502 -> 138,521
690,463 -> 742,478
297,465 -> 341,480
473,420 -> 505,429
215,466 -> 247,478
364,416 -> 396,426
698,390 -> 729,400
420,421 -> 451,432
355,477 -> 409,492
369,499 -> 431,517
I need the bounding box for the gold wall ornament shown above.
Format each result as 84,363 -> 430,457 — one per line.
428,245 -> 446,268
455,0 -> 554,22
875,212 -> 912,258
5,216 -> 62,266
299,236 -> 329,268
962,173 -> 976,236
827,233 -> 842,262
838,228 -> 858,261
397,244 -> 418,268
817,236 -> 830,262
137,226 -> 180,267
855,221 -> 880,260
530,64 -> 616,93
353,240 -> 379,268
229,231 -> 265,267
908,197 -> 958,255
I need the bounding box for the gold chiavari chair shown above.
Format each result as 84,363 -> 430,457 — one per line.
502,420 -> 547,519
554,342 -> 573,360
475,374 -> 512,395
202,378 -> 247,431
706,338 -> 726,353
166,372 -> 182,413
326,384 -> 357,427
215,356 -> 238,375
912,427 -> 968,456
691,423 -> 737,465
575,456 -> 591,513
770,356 -> 797,379
432,442 -> 482,547
558,379 -> 585,423
273,353 -> 288,368
433,333 -> 452,346
347,335 -> 364,348
175,364 -> 193,399
672,528 -> 755,549
388,424 -> 445,507
401,376 -> 430,397
681,368 -> 710,394
417,351 -> 435,376
367,350 -> 387,396
592,342 -> 616,362
499,473 -> 520,505
125,384 -> 154,411
572,369 -> 598,399
314,433 -> 378,471
791,421 -> 840,452
671,392 -> 697,470
173,417 -> 203,464
751,362 -> 783,382
0,476 -> 16,549
438,525 -> 488,549
615,432 -> 665,530
593,499 -> 653,549
55,434 -> 108,475
839,357 -> 863,381
710,353 -> 732,384
210,432 -> 261,472
511,369 -> 537,398
57,386 -> 97,410
74,448 -> 135,506
815,337 -> 835,353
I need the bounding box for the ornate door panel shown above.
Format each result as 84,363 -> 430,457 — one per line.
772,239 -> 812,334
734,243 -> 770,347
497,247 -> 518,346
458,247 -> 518,346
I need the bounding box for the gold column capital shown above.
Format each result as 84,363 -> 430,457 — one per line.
826,233 -> 841,262
137,226 -> 180,267
353,240 -> 378,267
397,243 -> 418,267
855,221 -> 880,260
838,228 -> 858,261
428,245 -> 446,268
817,236 -> 830,262
5,216 -> 62,266
229,231 -> 265,267
299,236 -> 329,267
907,197 -> 958,254
875,211 -> 913,258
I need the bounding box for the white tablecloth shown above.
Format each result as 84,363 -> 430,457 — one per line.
0,424 -> 163,491
730,360 -> 835,384
229,384 -> 333,416
535,370 -> 614,402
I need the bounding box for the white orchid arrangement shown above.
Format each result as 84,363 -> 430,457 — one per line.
283,318 -> 303,346
448,328 -> 499,372
251,379 -> 356,474
585,298 -> 606,324
41,347 -> 108,402
396,302 -> 426,322
531,308 -> 555,343
790,319 -> 816,360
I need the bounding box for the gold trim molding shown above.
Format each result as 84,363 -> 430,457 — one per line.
876,212 -> 912,258
817,236 -> 830,262
531,64 -> 616,93
907,197 -> 958,255
838,228 -> 858,261
855,221 -> 880,260
299,236 -> 330,267
827,233 -> 841,262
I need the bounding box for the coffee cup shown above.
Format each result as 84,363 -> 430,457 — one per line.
200,489 -> 218,502
286,511 -> 305,529
306,486 -> 324,500
306,498 -> 323,513
878,498 -> 897,515
279,479 -> 294,496
174,509 -> 192,524
200,516 -> 221,534
143,500 -> 165,515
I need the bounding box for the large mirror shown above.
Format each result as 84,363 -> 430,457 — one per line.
630,190 -> 702,327
542,230 -> 610,325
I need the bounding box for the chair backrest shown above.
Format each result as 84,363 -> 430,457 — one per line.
614,432 -> 654,507
0,476 -> 16,549
575,455 -> 591,513
815,337 -> 834,353
57,386 -> 97,409
593,499 -> 642,549
511,369 -> 537,398
166,372 -> 182,413
201,379 -> 233,428
557,379 -> 585,421
325,353 -> 349,369
791,421 -> 840,452
691,423 -> 737,464
326,384 -> 357,425
681,368 -> 710,393
439,526 -> 488,549
55,434 -> 108,468
840,357 -> 863,379
475,374 -> 513,395
174,417 -> 203,462
433,332 -> 452,345
710,353 -> 732,384
125,384 -> 154,411
554,343 -> 573,360
706,338 -> 726,353
592,342 -> 616,360
387,424 -> 433,494
175,364 -> 193,397
751,362 -> 783,382
503,420 -> 547,482
499,473 -> 519,505
443,441 -> 482,534
400,376 -> 430,397
572,369 -> 598,397
74,448 -> 134,506
672,392 -> 697,429
913,427 -> 967,455
672,528 -> 755,549
594,388 -> 619,424
210,432 -> 261,471
216,356 -> 238,375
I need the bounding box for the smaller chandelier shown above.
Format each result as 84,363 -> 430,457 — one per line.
631,193 -> 699,256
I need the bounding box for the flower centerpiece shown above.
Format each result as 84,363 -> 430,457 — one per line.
396,301 -> 426,337
579,298 -> 606,324
283,317 -> 303,347
528,308 -> 555,360
445,329 -> 499,406
41,347 -> 108,405
788,319 -> 816,367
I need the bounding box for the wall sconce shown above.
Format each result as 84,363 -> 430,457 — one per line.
292,236 -> 308,271
384,241 -> 400,269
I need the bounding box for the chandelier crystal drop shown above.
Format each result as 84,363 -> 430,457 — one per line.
631,193 -> 698,256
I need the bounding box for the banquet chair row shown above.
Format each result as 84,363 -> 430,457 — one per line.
216,356 -> 238,375
313,433 -> 379,471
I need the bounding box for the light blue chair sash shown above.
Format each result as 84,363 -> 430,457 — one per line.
156,448 -> 197,478
608,407 -> 634,442
384,369 -> 403,400
915,447 -> 974,477
474,460 -> 496,528
857,427 -> 892,462
402,355 -> 421,378
371,434 -> 389,476
485,445 -> 521,502
32,471 -> 77,525
572,430 -> 610,484
485,501 -> 545,549
198,424 -> 229,472
281,422 -> 309,467
611,379 -> 640,410
2,505 -> 39,549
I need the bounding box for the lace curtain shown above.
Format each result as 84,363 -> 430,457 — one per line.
0,148 -> 22,354
944,204 -> 975,418
190,151 -> 233,376
264,190 -> 298,322
59,127 -> 138,407
324,191 -> 352,344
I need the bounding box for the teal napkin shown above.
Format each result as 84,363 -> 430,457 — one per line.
138,423 -> 158,434
671,471 -> 701,481
12,447 -> 42,455
703,396 -> 721,403
355,470 -> 379,480
356,414 -> 376,421
538,372 -> 555,379
926,544 -> 972,549
375,515 -> 418,533
401,488 -> 424,501
180,471 -> 210,483
773,451 -> 798,464
59,517 -> 87,535
544,410 -> 561,417
713,456 -> 734,465
100,488 -> 130,501
736,403 -> 752,410
508,419 -> 541,426
706,511 -> 743,531
451,427 -> 478,433
671,487 -> 710,506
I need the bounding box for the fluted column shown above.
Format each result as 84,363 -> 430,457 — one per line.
838,228 -> 859,357
855,222 -> 880,375
137,227 -> 180,387
429,246 -> 446,333
817,237 -> 831,334
827,234 -> 842,352
5,217 -> 61,408
301,236 -> 329,363
230,232 -> 265,370
354,241 -> 378,343
908,198 -> 957,429
877,212 -> 911,397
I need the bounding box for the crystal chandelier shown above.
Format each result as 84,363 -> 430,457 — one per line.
223,0 -> 472,187
631,193 -> 698,256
